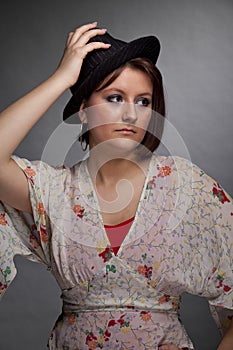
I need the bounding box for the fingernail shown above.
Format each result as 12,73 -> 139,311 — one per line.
92,21 -> 97,25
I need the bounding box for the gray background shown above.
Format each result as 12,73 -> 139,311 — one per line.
0,0 -> 233,349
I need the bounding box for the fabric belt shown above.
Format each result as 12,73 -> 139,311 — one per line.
61,287 -> 180,314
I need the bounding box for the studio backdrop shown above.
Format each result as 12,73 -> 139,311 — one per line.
0,1 -> 232,349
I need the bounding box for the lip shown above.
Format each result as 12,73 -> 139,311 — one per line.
115,128 -> 136,135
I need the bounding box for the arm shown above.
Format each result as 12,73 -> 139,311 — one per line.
0,22 -> 109,213
158,319 -> 233,349
157,325 -> 233,350
158,346 -> 181,349
217,319 -> 233,350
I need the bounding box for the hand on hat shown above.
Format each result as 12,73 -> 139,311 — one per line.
54,22 -> 111,89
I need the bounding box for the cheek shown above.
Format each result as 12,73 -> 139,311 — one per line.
138,113 -> 152,131
86,105 -> 120,129
88,125 -> 112,143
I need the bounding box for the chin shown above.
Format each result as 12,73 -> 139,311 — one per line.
105,137 -> 142,156
89,136 -> 144,157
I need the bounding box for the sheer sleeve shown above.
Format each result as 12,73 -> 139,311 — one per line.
191,162 -> 233,336
0,155 -> 61,299
207,179 -> 233,336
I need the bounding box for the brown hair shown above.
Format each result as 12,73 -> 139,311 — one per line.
80,57 -> 165,153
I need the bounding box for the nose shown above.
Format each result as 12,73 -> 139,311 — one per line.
121,103 -> 138,124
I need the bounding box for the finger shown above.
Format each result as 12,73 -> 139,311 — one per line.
66,32 -> 74,47
77,28 -> 107,47
68,22 -> 98,46
159,345 -> 181,350
79,41 -> 111,60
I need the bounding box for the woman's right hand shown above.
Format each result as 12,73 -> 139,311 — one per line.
54,22 -> 111,88
0,22 -> 110,214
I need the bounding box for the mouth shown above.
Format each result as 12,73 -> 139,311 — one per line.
115,128 -> 136,135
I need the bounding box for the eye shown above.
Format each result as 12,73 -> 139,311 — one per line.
106,94 -> 124,104
136,97 -> 151,107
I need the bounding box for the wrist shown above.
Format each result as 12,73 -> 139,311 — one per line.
49,69 -> 74,92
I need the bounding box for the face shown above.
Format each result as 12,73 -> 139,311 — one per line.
80,67 -> 153,155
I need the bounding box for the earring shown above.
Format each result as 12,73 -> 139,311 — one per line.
79,123 -> 88,151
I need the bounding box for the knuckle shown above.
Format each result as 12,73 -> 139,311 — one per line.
73,46 -> 81,55
78,47 -> 86,57
90,28 -> 106,36
87,29 -> 96,38
88,42 -> 100,49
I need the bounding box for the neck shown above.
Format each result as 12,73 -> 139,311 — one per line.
87,148 -> 150,186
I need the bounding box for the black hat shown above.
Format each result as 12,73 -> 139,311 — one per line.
63,31 -> 160,123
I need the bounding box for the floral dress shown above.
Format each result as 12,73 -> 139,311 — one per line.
0,154 -> 233,349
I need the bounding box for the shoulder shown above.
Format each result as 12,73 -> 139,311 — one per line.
151,154 -> 232,202
10,155 -> 81,194
11,154 -> 74,178
150,154 -> 195,179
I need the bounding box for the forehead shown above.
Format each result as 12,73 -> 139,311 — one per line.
101,66 -> 153,93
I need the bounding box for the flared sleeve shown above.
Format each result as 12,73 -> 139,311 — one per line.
0,155 -> 59,299
191,162 -> 233,335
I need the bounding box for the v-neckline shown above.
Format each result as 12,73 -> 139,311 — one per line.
82,155 -> 155,257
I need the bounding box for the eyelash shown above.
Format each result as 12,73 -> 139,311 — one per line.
106,94 -> 151,107
107,94 -> 123,104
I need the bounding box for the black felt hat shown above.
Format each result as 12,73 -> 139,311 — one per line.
63,31 -> 160,123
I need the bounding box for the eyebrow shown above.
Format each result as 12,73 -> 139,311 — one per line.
103,88 -> 152,97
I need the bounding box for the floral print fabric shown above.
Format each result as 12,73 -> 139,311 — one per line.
0,154 -> 233,349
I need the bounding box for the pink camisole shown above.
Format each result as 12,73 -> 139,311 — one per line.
104,217 -> 134,255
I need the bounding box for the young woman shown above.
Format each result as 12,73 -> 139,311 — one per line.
0,22 -> 232,349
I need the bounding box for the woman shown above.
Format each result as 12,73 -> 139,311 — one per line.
0,22 -> 232,349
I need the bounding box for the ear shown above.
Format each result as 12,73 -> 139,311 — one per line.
79,101 -> 88,123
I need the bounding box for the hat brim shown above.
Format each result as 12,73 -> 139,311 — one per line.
63,36 -> 160,124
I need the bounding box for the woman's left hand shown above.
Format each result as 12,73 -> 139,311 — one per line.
159,345 -> 183,350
